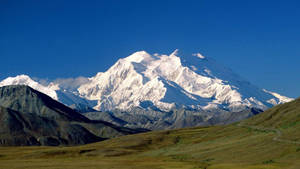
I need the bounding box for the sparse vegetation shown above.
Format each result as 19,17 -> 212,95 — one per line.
0,98 -> 299,168
262,160 -> 275,164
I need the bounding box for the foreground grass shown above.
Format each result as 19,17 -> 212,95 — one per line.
2,98 -> 300,169
0,123 -> 300,169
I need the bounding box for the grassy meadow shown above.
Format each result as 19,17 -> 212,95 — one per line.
1,98 -> 300,169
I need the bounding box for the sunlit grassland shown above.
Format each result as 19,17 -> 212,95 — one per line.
0,123 -> 299,169
1,98 -> 300,169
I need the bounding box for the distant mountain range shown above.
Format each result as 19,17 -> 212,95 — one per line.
0,50 -> 293,129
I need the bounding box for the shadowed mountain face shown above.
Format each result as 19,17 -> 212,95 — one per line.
84,107 -> 263,130
0,85 -> 142,146
0,106 -> 102,146
0,85 -> 88,122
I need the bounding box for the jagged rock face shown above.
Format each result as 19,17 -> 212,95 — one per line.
0,85 -> 141,146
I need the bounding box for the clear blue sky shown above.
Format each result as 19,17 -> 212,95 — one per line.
1,0 -> 299,98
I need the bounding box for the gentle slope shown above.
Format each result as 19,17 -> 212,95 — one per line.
0,97 -> 299,168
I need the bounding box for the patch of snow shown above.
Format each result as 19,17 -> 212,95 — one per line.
0,75 -> 58,100
263,89 -> 293,104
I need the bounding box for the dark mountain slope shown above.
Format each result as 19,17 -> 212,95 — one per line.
0,85 -> 141,146
0,106 -> 102,146
0,85 -> 87,122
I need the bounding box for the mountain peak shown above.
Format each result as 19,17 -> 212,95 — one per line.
170,49 -> 179,56
124,51 -> 152,63
1,74 -> 32,83
0,74 -> 58,100
78,50 -> 293,111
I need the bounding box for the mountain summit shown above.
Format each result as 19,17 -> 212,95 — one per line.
78,50 -> 292,111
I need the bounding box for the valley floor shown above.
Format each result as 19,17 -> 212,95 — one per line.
0,122 -> 300,169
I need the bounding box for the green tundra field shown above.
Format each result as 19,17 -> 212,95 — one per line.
1,98 -> 300,169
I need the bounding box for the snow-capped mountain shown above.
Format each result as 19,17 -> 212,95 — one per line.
78,50 -> 292,112
0,50 -> 292,113
0,75 -> 58,100
0,75 -> 96,111
0,50 -> 293,129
